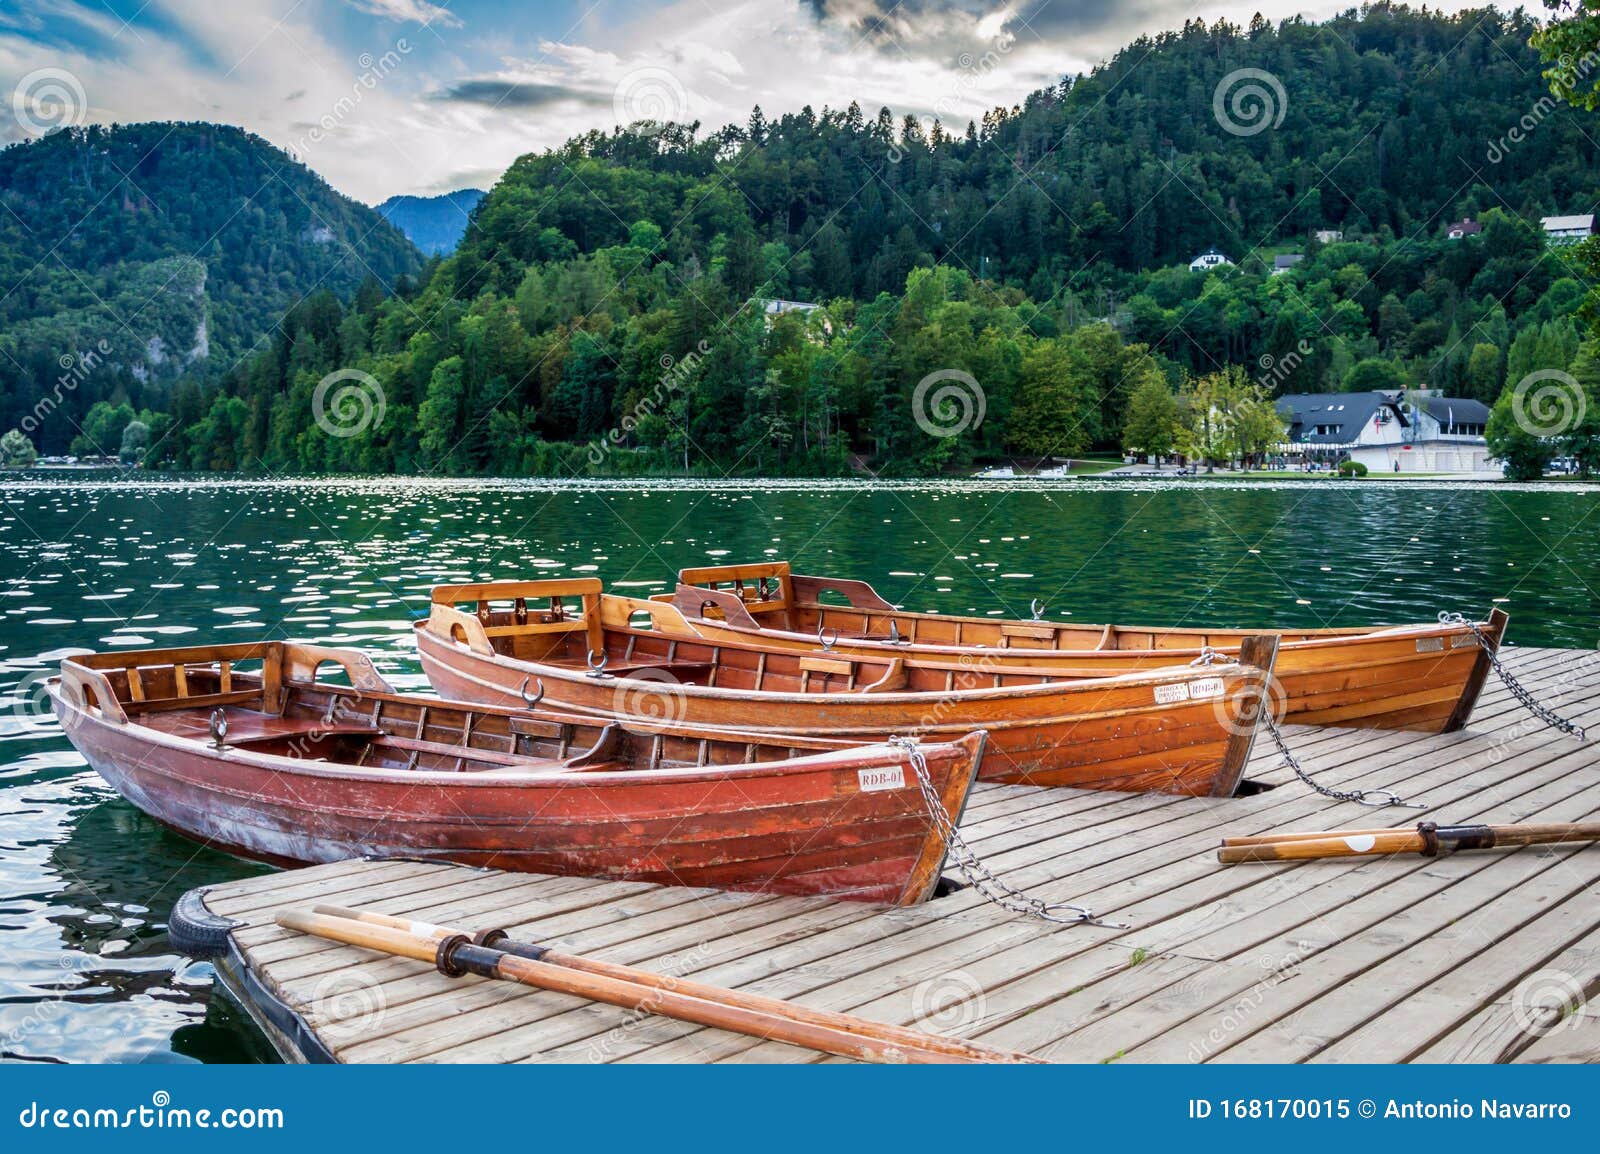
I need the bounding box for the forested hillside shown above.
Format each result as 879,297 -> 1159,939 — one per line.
12,4 -> 1600,475
0,123 -> 422,455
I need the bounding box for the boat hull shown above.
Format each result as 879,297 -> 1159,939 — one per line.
415,620 -> 1279,796
48,665 -> 981,905
668,568 -> 1509,735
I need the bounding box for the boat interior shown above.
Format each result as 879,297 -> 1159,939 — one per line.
671,560 -> 1381,651
425,580 -> 1235,696
56,642 -> 854,775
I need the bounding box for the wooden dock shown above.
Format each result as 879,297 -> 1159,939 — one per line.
187,645 -> 1600,1063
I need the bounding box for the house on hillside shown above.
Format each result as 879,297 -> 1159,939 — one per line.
1445,218 -> 1482,239
1189,248 -> 1233,272
752,297 -> 832,335
1313,229 -> 1343,244
1272,253 -> 1304,276
1275,389 -> 1494,475
1541,214 -> 1596,245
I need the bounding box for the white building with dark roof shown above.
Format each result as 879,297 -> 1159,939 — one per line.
1189,249 -> 1233,272
1275,390 -> 1495,475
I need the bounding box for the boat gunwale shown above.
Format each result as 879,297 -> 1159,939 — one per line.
412,615 -> 1271,708
670,563 -> 1499,655
48,669 -> 974,791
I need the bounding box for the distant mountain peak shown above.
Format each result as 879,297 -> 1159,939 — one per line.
376,189 -> 487,255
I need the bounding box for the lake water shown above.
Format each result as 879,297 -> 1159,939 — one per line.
2,474 -> 1598,1063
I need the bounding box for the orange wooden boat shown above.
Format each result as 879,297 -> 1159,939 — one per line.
48,640 -> 983,904
414,578 -> 1282,796
662,562 -> 1509,735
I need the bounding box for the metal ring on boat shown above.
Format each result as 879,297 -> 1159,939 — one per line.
519,677 -> 544,709
586,650 -> 612,679
817,625 -> 838,652
1030,598 -> 1045,621
888,620 -> 908,644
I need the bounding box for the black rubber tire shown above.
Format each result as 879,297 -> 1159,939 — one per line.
168,887 -> 238,959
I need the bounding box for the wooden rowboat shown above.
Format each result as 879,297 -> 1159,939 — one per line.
663,562 -> 1509,735
47,641 -> 983,905
414,579 -> 1282,796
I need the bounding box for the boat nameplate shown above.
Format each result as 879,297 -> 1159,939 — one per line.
1154,682 -> 1191,705
857,765 -> 906,792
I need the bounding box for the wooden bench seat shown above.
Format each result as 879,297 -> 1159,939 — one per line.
145,708 -> 381,745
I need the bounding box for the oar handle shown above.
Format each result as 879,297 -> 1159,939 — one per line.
1218,821 -> 1600,863
1218,829 -> 1423,863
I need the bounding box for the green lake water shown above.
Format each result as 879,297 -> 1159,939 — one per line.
2,474 -> 1597,1063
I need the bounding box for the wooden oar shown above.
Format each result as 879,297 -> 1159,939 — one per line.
1218,821 -> 1600,864
312,904 -> 1031,1064
279,908 -> 1038,1064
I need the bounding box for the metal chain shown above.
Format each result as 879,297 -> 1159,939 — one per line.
1263,712 -> 1424,808
888,737 -> 1126,927
1438,612 -> 1588,741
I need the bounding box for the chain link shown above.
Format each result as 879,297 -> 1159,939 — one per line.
1263,712 -> 1425,808
888,736 -> 1126,927
1438,612 -> 1588,741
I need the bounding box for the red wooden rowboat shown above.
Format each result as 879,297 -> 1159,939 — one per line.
47,641 -> 982,905
665,561 -> 1509,734
414,579 -> 1282,796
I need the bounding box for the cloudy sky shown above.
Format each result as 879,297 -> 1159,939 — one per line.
3,0 -> 1486,204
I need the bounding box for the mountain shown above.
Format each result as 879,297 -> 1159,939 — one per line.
67,5 -> 1600,475
376,190 -> 487,255
0,122 -> 423,454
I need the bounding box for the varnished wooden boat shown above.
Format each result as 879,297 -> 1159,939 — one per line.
47,641 -> 983,905
663,562 -> 1509,735
415,579 -> 1282,796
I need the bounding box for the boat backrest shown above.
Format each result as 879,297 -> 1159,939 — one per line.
427,579 -> 606,659
675,562 -> 795,623
58,641 -> 397,723
598,593 -> 698,634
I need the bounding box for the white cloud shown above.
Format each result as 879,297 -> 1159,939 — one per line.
346,0 -> 463,28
